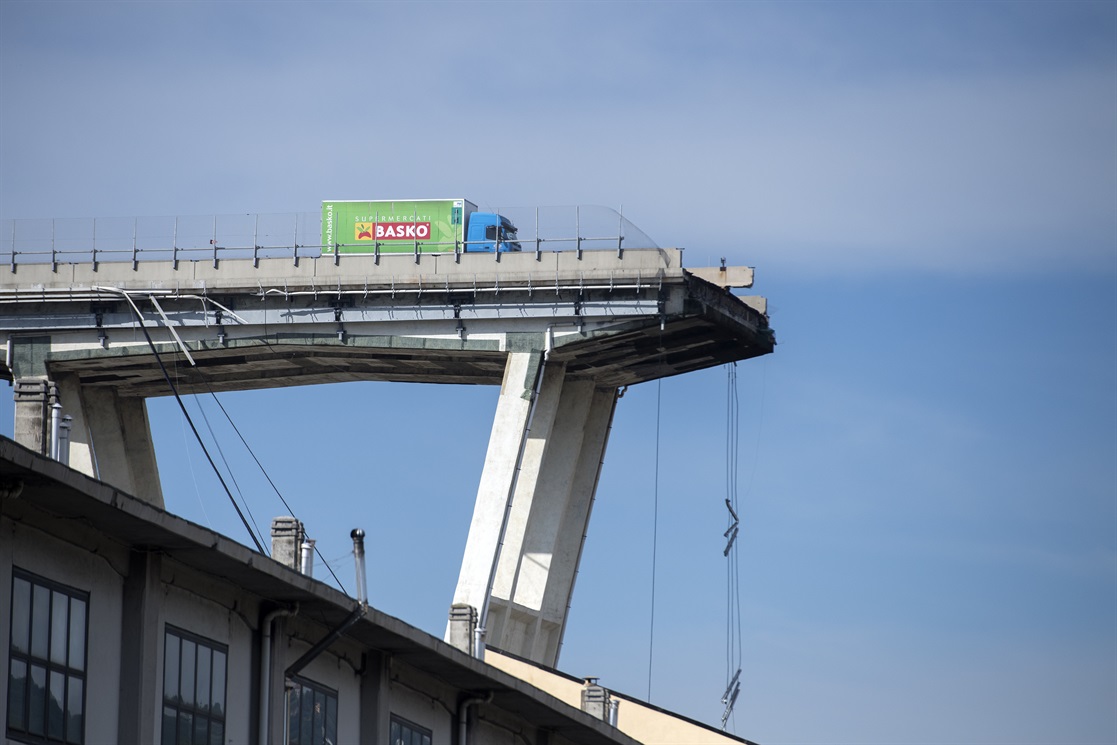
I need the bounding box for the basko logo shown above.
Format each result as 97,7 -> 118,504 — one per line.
355,222 -> 432,241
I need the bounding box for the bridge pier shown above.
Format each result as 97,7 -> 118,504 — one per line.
451,349 -> 618,666
12,371 -> 163,506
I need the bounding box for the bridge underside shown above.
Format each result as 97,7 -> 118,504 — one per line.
1,249 -> 773,666
39,312 -> 767,397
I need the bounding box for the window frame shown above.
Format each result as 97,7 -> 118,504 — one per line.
287,675 -> 338,745
6,567 -> 89,745
160,625 -> 228,745
390,714 -> 432,745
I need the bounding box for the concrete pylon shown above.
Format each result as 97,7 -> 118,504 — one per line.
450,350 -> 618,666
53,373 -> 164,507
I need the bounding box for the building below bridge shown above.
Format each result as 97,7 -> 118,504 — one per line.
0,436 -> 758,745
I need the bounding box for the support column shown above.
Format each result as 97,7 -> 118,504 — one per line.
118,550 -> 163,745
267,616 -> 290,745
538,385 -> 618,661
54,373 -> 164,507
450,350 -> 543,624
449,349 -> 618,667
359,650 -> 390,745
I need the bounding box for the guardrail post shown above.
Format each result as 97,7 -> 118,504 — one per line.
292,214 -> 299,267
617,208 -> 624,259
575,206 -> 582,260
535,207 -> 542,261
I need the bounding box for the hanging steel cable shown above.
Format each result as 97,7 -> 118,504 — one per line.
722,362 -> 743,729
192,394 -> 267,547
117,291 -> 268,554
204,389 -> 349,594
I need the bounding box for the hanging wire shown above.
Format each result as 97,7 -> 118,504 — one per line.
191,394 -> 267,547
204,389 -> 348,595
647,378 -> 662,701
722,362 -> 743,729
122,282 -> 350,592
118,292 -> 267,554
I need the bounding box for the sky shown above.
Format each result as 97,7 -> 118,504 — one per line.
1,1 -> 1115,743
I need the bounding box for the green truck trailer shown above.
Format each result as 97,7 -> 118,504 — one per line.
321,199 -> 520,255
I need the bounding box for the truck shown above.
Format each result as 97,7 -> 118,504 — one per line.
321,199 -> 521,255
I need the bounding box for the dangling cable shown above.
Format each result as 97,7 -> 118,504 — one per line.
722,363 -> 742,729
118,291 -> 267,554
205,389 -> 348,594
192,394 -> 267,549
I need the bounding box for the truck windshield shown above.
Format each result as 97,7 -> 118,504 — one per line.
501,220 -> 522,251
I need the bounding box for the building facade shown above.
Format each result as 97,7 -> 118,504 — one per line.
0,437 -> 641,745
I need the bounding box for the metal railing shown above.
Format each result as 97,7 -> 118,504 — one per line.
0,205 -> 659,271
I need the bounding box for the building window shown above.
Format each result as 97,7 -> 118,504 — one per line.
6,569 -> 88,744
161,626 -> 227,745
391,715 -> 432,745
287,677 -> 337,745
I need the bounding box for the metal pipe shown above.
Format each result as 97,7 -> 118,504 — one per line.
285,604 -> 364,679
473,624 -> 485,659
300,539 -> 315,577
352,528 -> 367,606
59,415 -> 72,466
50,403 -> 62,461
458,691 -> 493,745
259,606 -> 296,745
283,528 -> 368,679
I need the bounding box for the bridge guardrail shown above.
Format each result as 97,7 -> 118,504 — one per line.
0,206 -> 659,271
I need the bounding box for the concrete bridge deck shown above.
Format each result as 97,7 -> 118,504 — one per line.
1,249 -> 771,392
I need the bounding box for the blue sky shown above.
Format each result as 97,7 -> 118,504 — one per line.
1,2 -> 1115,743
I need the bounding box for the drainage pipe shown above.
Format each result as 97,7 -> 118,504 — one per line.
58,415 -> 72,466
458,691 -> 493,745
50,403 -> 62,461
285,529 -> 368,679
259,605 -> 296,745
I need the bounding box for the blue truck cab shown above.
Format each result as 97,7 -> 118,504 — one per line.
466,212 -> 521,252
